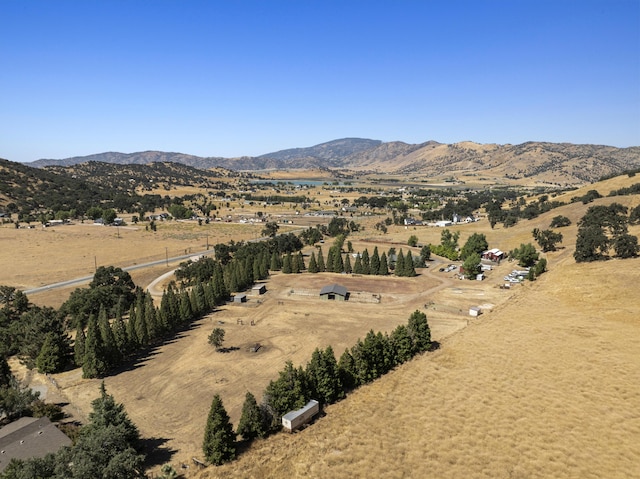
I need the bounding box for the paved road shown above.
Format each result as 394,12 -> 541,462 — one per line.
23,249 -> 217,295
23,228 -> 306,296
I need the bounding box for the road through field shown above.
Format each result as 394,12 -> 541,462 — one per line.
22,249 -> 216,295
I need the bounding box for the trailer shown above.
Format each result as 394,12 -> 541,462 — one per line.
282,400 -> 320,432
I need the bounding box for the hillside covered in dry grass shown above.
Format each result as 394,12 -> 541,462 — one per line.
26,139 -> 640,186
194,185 -> 640,479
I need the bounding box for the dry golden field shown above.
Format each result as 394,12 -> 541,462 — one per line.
6,175 -> 640,478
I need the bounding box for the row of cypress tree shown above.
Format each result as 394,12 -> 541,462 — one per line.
202,310 -> 432,465
279,245 -> 417,277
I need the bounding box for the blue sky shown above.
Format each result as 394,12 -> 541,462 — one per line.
1,1 -> 639,162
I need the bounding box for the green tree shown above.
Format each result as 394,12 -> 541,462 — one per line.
379,252 -> 389,275
574,225 -> 610,263
361,249 -> 371,275
344,254 -> 352,274
261,221 -> 279,237
460,233 -> 488,260
306,346 -> 344,405
420,245 -> 431,263
404,251 -> 417,277
509,243 -> 539,268
613,234 -> 639,258
203,394 -> 236,465
394,250 -> 405,276
208,328 -> 225,351
35,333 -> 67,374
407,235 -> 418,247
236,392 -> 266,441
74,327 -> 86,367
316,247 -> 326,272
83,314 -> 107,379
390,324 -> 414,364
407,310 -> 431,353
461,252 -> 482,279
353,254 -> 363,274
532,228 -> 563,252
264,361 -> 309,418
338,349 -> 358,391
370,247 -> 380,275
550,215 -> 571,227
307,252 -> 318,273
282,252 -> 292,274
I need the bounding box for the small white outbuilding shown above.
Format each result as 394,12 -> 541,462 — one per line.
282,400 -> 320,432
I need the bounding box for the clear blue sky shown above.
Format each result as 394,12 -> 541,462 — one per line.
1,0 -> 639,162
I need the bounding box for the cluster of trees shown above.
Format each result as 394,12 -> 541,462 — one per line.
0,356 -> 39,421
61,266 -> 138,330
509,243 -> 547,280
0,287 -> 71,374
201,310 -> 432,466
430,229 -> 460,260
486,195 -> 565,229
0,159 -> 180,223
77,271 -> 230,378
574,203 -> 639,262
571,189 -> 603,205
1,383 -> 146,479
608,182 -> 640,198
303,244 -> 419,277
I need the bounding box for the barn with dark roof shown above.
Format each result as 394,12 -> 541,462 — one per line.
319,284 -> 349,301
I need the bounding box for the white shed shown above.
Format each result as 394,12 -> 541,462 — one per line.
251,284 -> 267,295
282,400 -> 320,432
469,307 -> 481,317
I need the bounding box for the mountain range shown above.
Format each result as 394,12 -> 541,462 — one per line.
25,138 -> 640,185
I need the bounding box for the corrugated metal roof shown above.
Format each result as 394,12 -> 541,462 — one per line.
319,284 -> 348,297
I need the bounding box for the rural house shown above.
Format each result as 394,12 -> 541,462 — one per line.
0,417 -> 71,473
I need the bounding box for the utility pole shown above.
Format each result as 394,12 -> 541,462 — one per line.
94,256 -> 97,272
165,247 -> 169,267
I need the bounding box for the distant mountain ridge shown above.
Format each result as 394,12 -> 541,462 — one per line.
24,138 -> 640,185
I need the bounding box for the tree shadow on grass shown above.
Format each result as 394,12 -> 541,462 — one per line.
141,436 -> 178,470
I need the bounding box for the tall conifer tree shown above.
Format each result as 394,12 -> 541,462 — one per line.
203,394 -> 236,465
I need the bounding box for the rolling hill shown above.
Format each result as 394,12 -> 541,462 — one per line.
24,139 -> 640,186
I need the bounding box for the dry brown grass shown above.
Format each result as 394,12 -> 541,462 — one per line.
6,179 -> 640,478
195,255 -> 640,479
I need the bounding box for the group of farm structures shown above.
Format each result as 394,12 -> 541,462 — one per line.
12,235 -> 515,473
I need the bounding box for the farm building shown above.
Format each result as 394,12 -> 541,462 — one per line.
0,417 -> 71,473
252,284 -> 267,295
282,399 -> 320,432
482,248 -> 504,262
469,307 -> 481,317
319,284 -> 349,301
233,293 -> 247,303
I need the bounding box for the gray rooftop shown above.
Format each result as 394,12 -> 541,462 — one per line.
0,417 -> 71,472
319,284 -> 348,297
